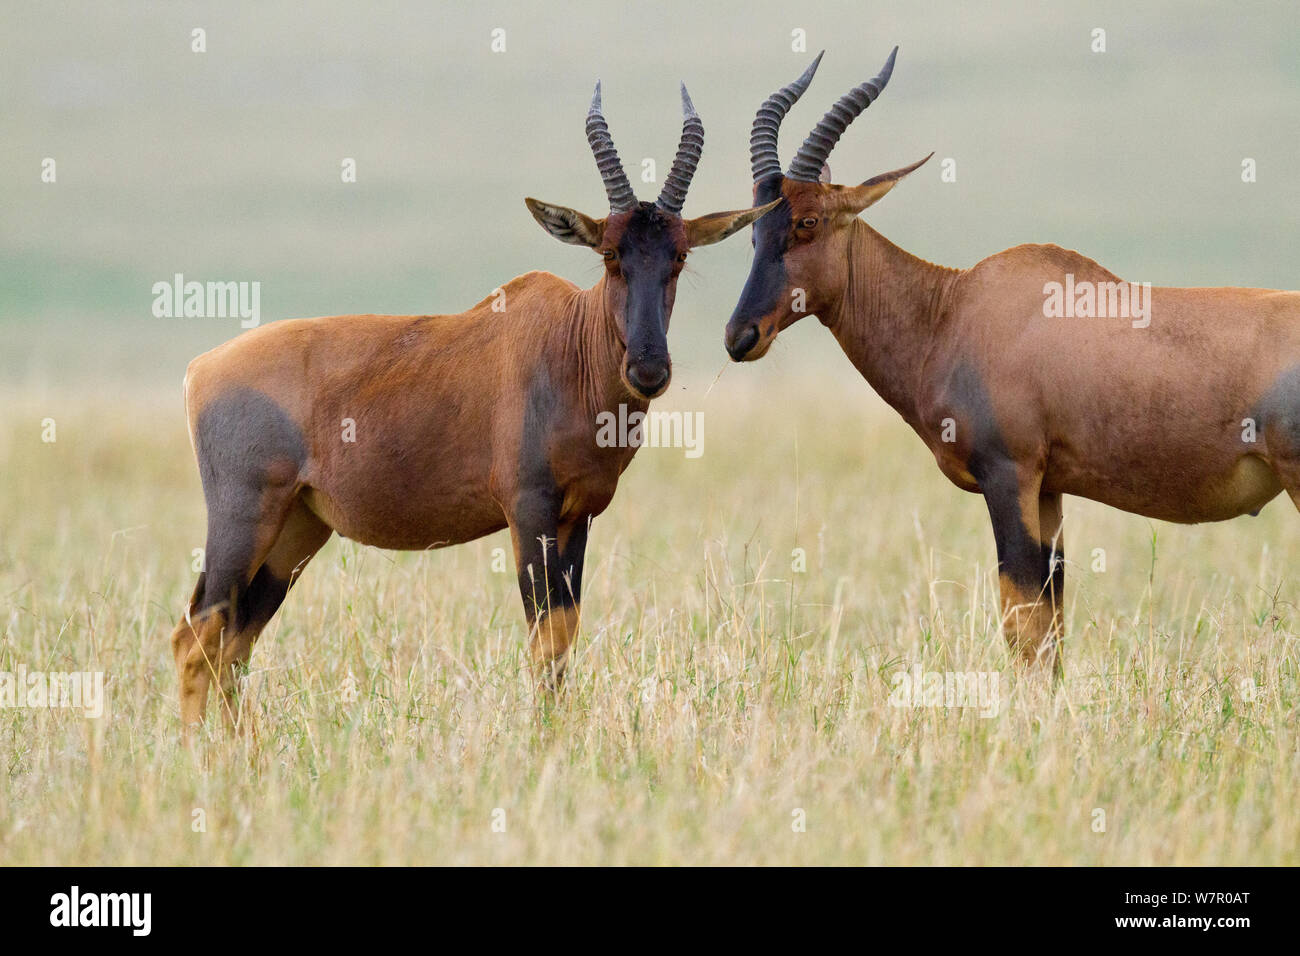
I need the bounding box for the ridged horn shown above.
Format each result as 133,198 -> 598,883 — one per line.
749,52 -> 823,183
787,46 -> 897,183
586,81 -> 637,212
655,84 -> 704,215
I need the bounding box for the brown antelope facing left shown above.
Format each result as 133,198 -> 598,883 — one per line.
170,84 -> 775,736
726,48 -> 1300,676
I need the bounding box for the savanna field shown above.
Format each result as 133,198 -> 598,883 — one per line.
1,378 -> 1296,865
4,2 -> 1300,866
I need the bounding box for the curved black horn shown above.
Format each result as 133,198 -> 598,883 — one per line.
586,81 -> 637,212
787,46 -> 897,183
749,52 -> 823,183
656,84 -> 704,215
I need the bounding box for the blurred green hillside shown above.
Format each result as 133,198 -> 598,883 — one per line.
3,0 -> 1298,399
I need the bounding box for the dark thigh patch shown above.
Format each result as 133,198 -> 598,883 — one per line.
195,387 -> 307,501
1256,364 -> 1300,458
193,388 -> 307,590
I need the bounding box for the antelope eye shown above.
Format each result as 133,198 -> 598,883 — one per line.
799,217 -> 819,229
677,252 -> 688,263
602,250 -> 617,261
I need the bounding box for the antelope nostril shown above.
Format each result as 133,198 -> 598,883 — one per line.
727,325 -> 759,361
627,363 -> 670,397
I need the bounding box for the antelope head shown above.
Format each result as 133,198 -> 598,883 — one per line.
724,48 -> 932,361
528,84 -> 779,399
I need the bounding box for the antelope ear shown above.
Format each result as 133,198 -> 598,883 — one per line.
525,198 -> 605,248
832,153 -> 934,217
684,198 -> 782,248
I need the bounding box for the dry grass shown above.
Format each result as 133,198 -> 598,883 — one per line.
1,384 -> 1297,865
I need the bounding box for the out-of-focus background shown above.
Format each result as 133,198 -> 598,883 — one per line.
5,0 -> 1298,389
2,2 -> 1299,866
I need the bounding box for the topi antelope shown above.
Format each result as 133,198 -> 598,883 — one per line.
725,49 -> 1300,675
170,84 -> 776,734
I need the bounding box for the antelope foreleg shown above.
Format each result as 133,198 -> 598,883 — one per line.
977,460 -> 1062,676
508,498 -> 590,695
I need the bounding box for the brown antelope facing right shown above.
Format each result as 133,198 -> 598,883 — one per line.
725,48 -> 1300,676
169,84 -> 776,737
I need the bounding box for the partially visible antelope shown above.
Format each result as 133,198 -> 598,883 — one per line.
725,49 -> 1300,676
170,85 -> 776,734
